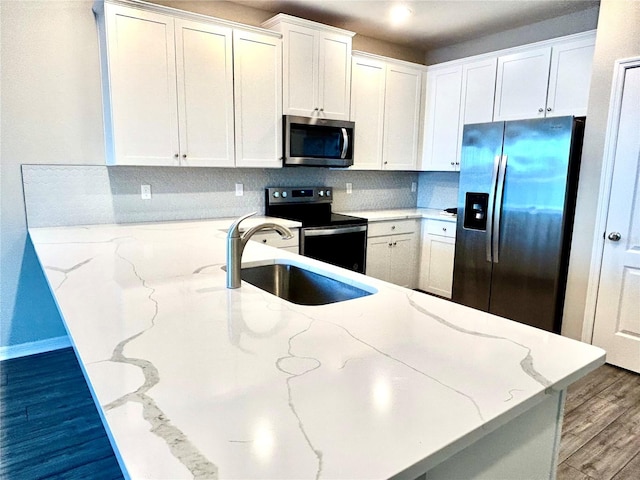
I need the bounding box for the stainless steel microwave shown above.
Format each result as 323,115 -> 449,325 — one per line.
283,115 -> 355,167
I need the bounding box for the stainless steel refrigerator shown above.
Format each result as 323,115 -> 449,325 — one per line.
451,116 -> 585,333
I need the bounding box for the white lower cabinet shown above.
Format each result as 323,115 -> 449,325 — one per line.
419,218 -> 456,298
366,220 -> 419,288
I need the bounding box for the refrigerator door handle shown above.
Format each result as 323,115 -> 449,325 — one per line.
492,155 -> 508,263
486,155 -> 502,262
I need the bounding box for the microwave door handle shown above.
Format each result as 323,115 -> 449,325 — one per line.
340,128 -> 349,159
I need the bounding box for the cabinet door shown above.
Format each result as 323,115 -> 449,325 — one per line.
174,19 -> 234,167
383,64 -> 422,170
318,31 -> 352,120
233,30 -> 282,168
389,233 -> 418,288
494,47 -> 552,121
366,236 -> 391,281
546,37 -> 595,117
461,58 -> 497,125
281,23 -> 318,117
420,234 -> 455,298
421,65 -> 462,171
104,4 -> 179,166
350,56 -> 386,169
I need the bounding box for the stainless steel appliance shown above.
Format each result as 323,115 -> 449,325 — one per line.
265,187 -> 367,273
283,115 -> 354,167
452,116 -> 585,333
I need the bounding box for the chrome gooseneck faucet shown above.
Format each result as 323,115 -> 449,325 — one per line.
226,212 -> 294,289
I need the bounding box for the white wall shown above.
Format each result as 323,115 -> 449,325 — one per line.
425,6 -> 600,65
562,0 -> 640,341
0,1 -> 104,349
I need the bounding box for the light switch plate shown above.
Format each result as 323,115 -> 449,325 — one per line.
346,183 -> 353,194
411,182 -> 417,193
235,183 -> 244,196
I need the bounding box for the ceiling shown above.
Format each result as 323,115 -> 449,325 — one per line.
229,0 -> 599,50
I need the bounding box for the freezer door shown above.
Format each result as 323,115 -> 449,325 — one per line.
452,121 -> 505,310
488,117 -> 577,332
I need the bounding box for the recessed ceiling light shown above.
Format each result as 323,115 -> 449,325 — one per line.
390,4 -> 413,25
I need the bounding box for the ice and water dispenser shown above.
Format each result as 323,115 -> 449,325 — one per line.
463,193 -> 489,231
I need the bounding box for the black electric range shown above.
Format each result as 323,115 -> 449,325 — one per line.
265,187 -> 368,273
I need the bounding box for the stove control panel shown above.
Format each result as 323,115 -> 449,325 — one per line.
266,187 -> 332,205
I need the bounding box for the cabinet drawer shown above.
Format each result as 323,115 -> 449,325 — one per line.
425,219 -> 456,238
368,219 -> 417,237
250,229 -> 299,250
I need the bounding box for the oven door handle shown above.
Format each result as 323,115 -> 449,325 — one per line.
303,225 -> 367,237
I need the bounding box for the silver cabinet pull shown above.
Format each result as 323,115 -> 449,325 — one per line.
547,107 -> 552,112
174,153 -> 179,158
608,232 -> 622,241
538,108 -> 544,113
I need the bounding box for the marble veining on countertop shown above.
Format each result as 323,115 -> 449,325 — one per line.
29,218 -> 604,479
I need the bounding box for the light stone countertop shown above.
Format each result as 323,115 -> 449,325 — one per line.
29,218 -> 604,480
340,208 -> 457,223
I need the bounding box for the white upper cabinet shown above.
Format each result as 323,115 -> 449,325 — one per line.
383,63 -> 422,170
350,56 -> 386,170
461,57 -> 497,125
494,34 -> 595,121
263,14 -> 354,120
233,29 -> 282,168
174,19 -> 235,167
546,37 -> 595,117
102,5 -> 180,166
421,58 -> 496,172
351,53 -> 423,170
494,47 -> 552,121
94,1 -> 282,168
421,64 -> 463,171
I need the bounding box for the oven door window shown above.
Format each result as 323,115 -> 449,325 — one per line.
301,227 -> 367,273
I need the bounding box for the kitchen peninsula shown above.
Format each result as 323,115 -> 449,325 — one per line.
29,218 -> 604,479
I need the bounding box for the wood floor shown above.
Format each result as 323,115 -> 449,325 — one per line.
0,348 -> 123,479
558,363 -> 640,480
0,348 -> 638,479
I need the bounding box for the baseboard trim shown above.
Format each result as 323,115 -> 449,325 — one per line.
0,335 -> 72,361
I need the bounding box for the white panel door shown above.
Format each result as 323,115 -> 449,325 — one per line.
383,64 -> 422,170
350,56 -> 386,169
233,30 -> 282,168
105,4 -> 179,166
422,65 -> 463,171
494,47 -> 552,121
592,66 -> 640,373
175,19 -> 234,167
282,24 -> 318,117
318,32 -> 352,120
546,37 -> 595,118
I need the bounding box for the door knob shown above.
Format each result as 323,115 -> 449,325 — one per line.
608,232 -> 621,241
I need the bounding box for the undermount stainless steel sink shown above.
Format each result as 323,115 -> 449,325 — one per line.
240,262 -> 375,306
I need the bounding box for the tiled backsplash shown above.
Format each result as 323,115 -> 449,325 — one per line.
22,165 -> 421,227
417,171 -> 460,210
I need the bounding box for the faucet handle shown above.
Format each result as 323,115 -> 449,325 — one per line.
228,212 -> 257,238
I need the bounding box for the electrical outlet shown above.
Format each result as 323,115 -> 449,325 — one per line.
346,182 -> 353,194
235,183 -> 244,196
411,182 -> 417,193
141,184 -> 151,200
